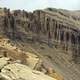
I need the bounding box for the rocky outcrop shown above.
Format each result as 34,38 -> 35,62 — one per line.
0,7 -> 80,80
0,7 -> 80,62
0,42 -> 63,80
0,56 -> 59,80
0,63 -> 56,80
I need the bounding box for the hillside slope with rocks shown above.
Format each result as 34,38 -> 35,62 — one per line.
0,57 -> 56,80
0,7 -> 80,80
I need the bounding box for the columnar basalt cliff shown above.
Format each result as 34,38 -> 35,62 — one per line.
0,8 -> 80,62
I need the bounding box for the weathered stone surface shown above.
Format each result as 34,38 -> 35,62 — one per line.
0,7 -> 80,80
0,73 -> 12,80
0,57 -> 10,70
0,63 -> 56,80
46,68 -> 64,80
25,52 -> 40,69
0,8 -> 79,61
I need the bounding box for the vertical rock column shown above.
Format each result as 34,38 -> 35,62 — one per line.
77,34 -> 80,62
10,15 -> 16,39
56,22 -> 60,48
59,24 -> 64,49
67,27 -> 72,54
3,8 -> 15,39
64,26 -> 68,51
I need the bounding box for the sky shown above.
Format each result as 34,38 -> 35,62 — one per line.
0,0 -> 80,11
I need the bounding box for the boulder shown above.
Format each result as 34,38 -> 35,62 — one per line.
1,63 -> 56,80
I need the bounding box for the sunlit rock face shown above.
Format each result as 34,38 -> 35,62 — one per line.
0,57 -> 57,80
0,7 -> 80,62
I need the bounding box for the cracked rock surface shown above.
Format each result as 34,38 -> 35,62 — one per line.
0,57 -> 56,80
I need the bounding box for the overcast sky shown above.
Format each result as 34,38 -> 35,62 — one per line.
0,0 -> 80,11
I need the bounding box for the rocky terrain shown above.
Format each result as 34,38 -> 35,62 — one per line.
0,7 -> 80,80
0,37 -> 63,80
0,57 -> 56,80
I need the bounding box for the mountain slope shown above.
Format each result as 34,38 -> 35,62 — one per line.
0,7 -> 80,80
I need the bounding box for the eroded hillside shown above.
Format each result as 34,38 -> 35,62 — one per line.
0,7 -> 80,80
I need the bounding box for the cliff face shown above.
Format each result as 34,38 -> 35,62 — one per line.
0,8 -> 80,62
0,7 -> 80,80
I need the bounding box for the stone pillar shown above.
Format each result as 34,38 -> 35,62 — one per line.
53,21 -> 59,48
66,27 -> 71,52
64,27 -> 68,51
58,24 -> 63,48
56,23 -> 59,41
62,31 -> 66,50
77,34 -> 80,61
76,35 -> 79,57
74,33 -> 80,63
10,15 -> 16,39
52,19 -> 55,39
52,20 -> 56,41
58,23 -> 61,43
54,22 -> 59,41
46,18 -> 52,47
39,11 -> 45,34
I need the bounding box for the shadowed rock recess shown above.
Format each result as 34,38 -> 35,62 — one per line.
0,7 -> 80,80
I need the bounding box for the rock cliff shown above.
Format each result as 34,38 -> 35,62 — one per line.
0,7 -> 80,80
